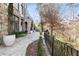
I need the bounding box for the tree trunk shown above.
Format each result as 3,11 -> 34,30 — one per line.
50,17 -> 54,55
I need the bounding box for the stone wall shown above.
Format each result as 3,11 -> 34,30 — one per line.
0,3 -> 32,38
0,4 -> 8,44
0,4 -> 8,36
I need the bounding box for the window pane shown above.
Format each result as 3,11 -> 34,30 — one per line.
14,16 -> 19,32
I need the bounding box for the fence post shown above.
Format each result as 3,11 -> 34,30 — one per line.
77,51 -> 78,56
52,35 -> 54,56
71,48 -> 73,56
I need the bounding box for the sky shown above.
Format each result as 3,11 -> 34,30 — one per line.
27,3 -> 79,23
27,3 -> 40,24
59,4 -> 79,21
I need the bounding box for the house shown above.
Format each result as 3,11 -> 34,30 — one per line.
0,3 -> 33,44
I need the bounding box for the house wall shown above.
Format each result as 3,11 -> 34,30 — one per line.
0,4 -> 8,44
13,3 -> 33,33
24,4 -> 33,33
0,3 -> 33,39
13,3 -> 25,32
0,4 -> 8,36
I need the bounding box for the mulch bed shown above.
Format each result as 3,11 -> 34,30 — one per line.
26,40 -> 38,56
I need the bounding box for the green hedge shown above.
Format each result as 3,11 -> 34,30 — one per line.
37,36 -> 44,56
13,32 -> 27,38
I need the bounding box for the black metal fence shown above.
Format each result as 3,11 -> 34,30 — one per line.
44,32 -> 79,56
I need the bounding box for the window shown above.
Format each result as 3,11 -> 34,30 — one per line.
0,15 -> 2,33
14,15 -> 19,32
15,3 -> 19,11
27,17 -> 29,19
21,19 -> 24,31
0,23 -> 2,32
18,4 -> 19,11
21,4 -> 24,14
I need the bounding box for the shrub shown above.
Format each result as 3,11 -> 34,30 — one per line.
13,32 -> 27,38
40,32 -> 42,35
37,36 -> 44,56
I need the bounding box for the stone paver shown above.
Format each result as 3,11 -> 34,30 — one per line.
0,32 -> 39,56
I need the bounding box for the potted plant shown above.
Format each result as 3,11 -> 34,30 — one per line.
3,34 -> 15,46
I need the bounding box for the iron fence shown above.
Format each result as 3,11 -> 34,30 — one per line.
44,32 -> 79,56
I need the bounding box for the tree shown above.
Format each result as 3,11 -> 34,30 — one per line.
38,4 -> 63,56
38,4 -> 62,36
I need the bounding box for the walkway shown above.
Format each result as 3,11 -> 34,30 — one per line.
0,32 -> 39,56
42,32 -> 51,56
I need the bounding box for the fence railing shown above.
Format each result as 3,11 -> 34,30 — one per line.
44,32 -> 79,56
